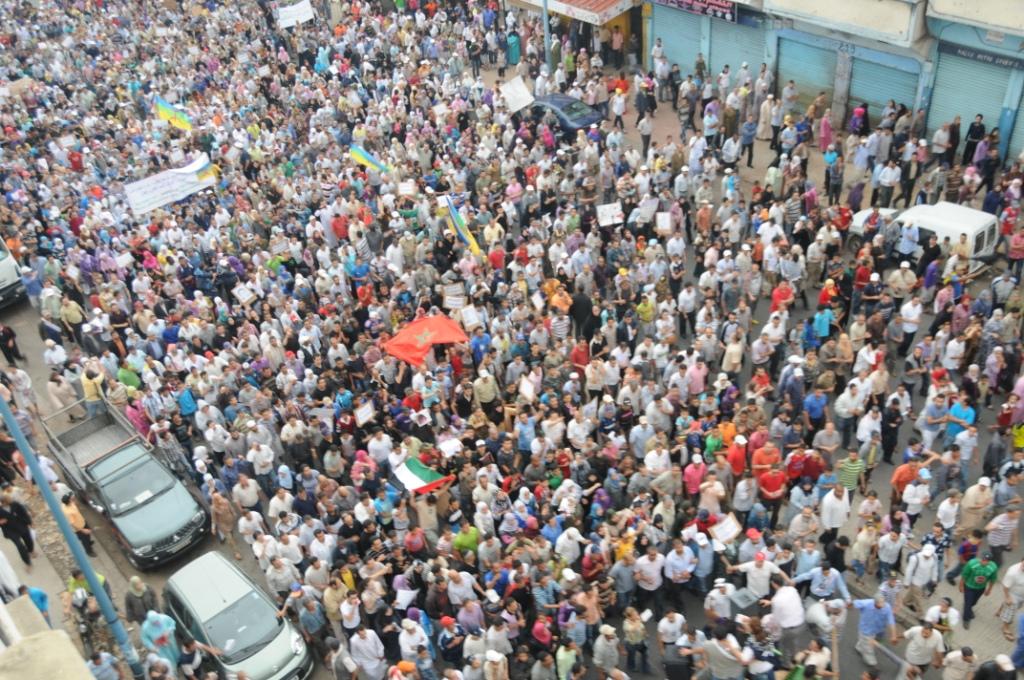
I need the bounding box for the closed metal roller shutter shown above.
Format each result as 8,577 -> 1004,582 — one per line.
927,52 -> 1010,144
777,38 -> 837,114
849,58 -> 918,124
652,5 -> 702,76
709,19 -> 766,79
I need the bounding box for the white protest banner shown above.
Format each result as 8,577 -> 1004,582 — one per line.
708,512 -> 742,544
500,76 -> 535,113
233,285 -> 258,306
354,401 -> 376,426
518,376 -> 536,402
395,589 -> 420,609
443,294 -> 466,310
596,201 -> 624,227
638,196 -> 659,222
655,212 -> 672,235
437,439 -> 463,459
459,305 -> 482,330
398,180 -> 417,196
124,153 -> 216,215
277,0 -> 315,28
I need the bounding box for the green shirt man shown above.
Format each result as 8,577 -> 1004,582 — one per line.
960,555 -> 998,591
836,452 -> 866,492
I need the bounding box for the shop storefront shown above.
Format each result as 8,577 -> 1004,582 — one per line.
650,0 -> 769,80
509,0 -> 642,69
926,41 -> 1024,161
775,35 -> 836,112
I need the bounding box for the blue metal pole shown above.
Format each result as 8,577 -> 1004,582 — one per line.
542,0 -> 552,72
0,398 -> 144,679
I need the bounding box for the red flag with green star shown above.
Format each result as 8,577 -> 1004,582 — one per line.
383,315 -> 468,367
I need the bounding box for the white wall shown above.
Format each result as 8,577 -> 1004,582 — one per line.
765,0 -> 917,44
928,0 -> 1024,35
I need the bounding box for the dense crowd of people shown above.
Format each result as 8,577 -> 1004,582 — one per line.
2,0 -> 1024,680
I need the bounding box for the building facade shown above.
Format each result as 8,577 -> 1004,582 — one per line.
648,0 -> 1024,160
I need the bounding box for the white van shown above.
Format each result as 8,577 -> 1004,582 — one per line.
0,240 -> 25,307
848,201 -> 999,274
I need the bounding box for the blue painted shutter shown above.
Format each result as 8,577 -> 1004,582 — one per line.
927,52 -> 1010,143
709,19 -> 766,79
849,58 -> 918,120
652,6 -> 702,76
777,38 -> 837,113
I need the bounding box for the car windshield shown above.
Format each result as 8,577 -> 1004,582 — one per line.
206,591 -> 282,663
96,460 -> 176,515
560,100 -> 593,122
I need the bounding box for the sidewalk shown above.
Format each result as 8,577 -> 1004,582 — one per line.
1,517 -> 66,632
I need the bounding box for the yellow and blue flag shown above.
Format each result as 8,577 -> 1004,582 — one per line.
348,144 -> 391,174
196,161 -> 218,183
153,96 -> 193,132
444,195 -> 480,256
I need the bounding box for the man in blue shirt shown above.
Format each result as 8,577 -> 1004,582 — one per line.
792,563 -> 851,604
18,584 -> 50,627
469,327 -> 492,365
853,595 -> 898,667
87,651 -> 122,680
803,386 -> 830,432
740,114 -> 757,168
945,393 -> 976,447
898,222 -> 920,261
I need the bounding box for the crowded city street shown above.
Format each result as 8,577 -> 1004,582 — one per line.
1,1 -> 1024,680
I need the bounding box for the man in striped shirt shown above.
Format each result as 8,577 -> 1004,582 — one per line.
836,449 -> 867,498
985,509 -> 1021,567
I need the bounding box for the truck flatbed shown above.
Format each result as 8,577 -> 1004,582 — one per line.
41,402 -> 147,472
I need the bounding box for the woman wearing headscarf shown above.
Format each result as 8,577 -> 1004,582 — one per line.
124,397 -> 152,441
124,577 -> 159,626
959,357 -> 980,393
497,512 -> 519,544
986,347 -> 1007,401
140,610 -> 180,666
276,464 -> 295,493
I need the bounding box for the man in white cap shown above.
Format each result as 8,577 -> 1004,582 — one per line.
887,261 -> 918,309
628,416 -> 655,458
42,338 -> 67,370
592,624 -> 621,679
903,543 -> 939,613
704,577 -> 735,622
398,618 -> 428,661
473,368 -> 500,422
484,649 -> 508,677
